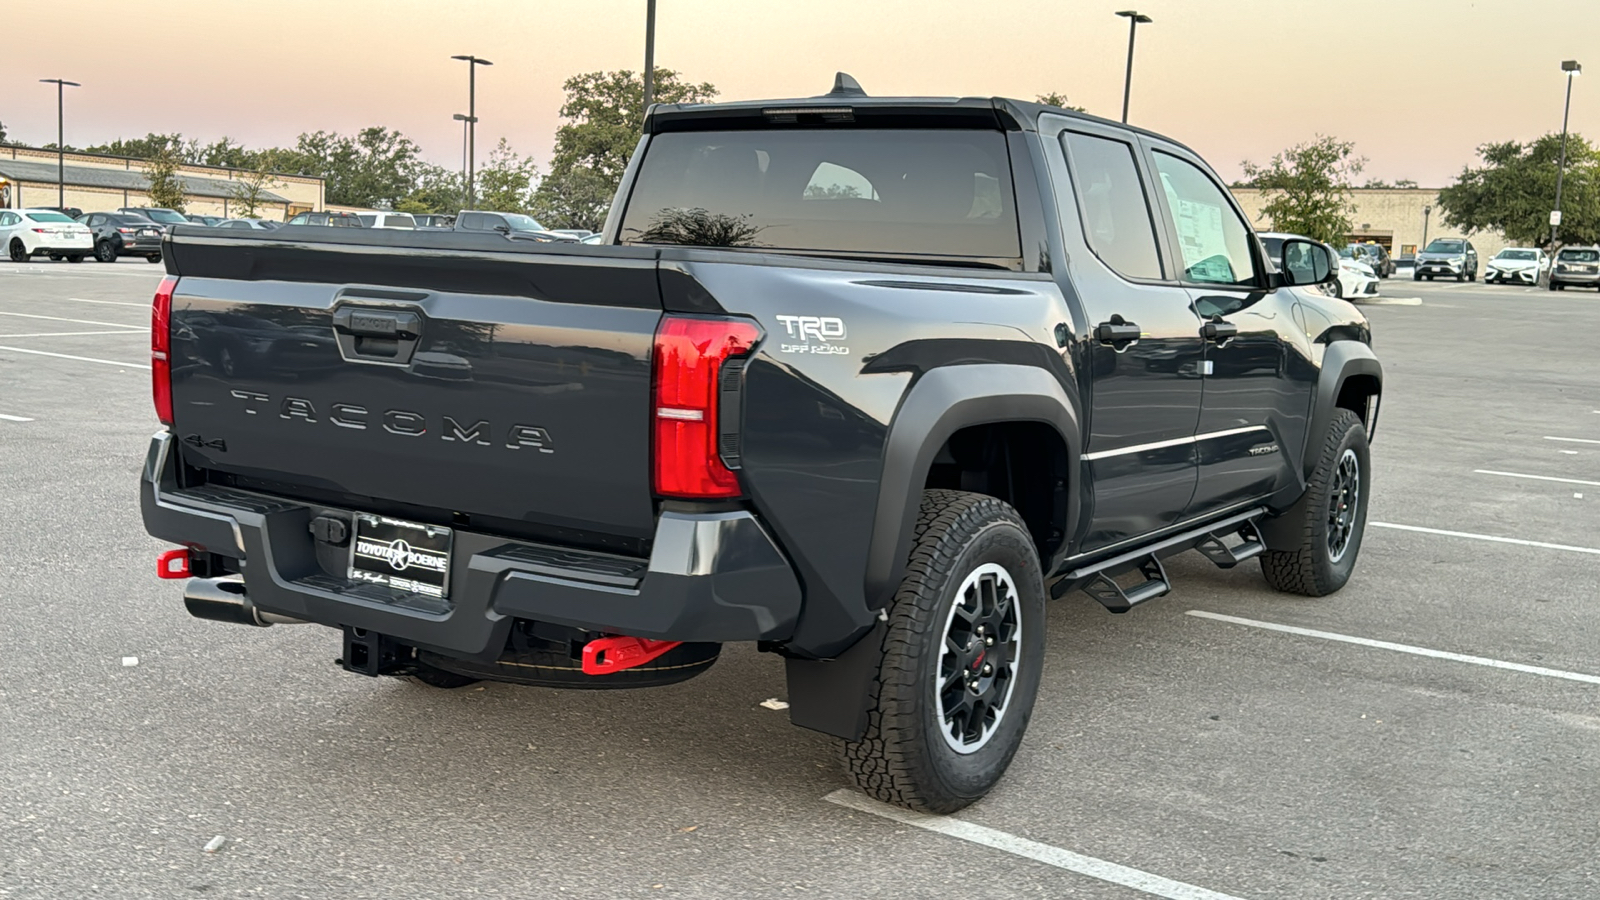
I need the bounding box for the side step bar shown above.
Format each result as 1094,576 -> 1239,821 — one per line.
1055,508 -> 1268,613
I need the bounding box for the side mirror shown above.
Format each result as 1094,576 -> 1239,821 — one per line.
494,224 -> 511,235
1280,238 -> 1336,287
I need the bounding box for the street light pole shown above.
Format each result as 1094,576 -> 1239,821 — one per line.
450,55 -> 494,208
1114,11 -> 1152,124
642,0 -> 657,116
1551,60 -> 1582,251
39,78 -> 80,209
1422,205 -> 1432,250
452,113 -> 476,203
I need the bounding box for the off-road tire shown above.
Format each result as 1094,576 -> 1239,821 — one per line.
841,489 -> 1046,814
1260,409 -> 1370,596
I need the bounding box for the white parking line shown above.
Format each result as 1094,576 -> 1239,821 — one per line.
69,297 -> 149,308
0,413 -> 34,422
0,330 -> 144,338
1371,521 -> 1600,555
1187,611 -> 1600,686
1545,436 -> 1600,446
0,310 -> 143,328
0,346 -> 150,369
1475,469 -> 1600,488
824,790 -> 1248,900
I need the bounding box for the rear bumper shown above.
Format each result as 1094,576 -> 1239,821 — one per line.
140,432 -> 803,661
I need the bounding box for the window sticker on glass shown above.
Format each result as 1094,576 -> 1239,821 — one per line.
1158,173 -> 1233,282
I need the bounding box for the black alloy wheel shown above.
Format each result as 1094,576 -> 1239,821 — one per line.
8,239 -> 29,263
95,241 -> 117,263
1325,448 -> 1361,564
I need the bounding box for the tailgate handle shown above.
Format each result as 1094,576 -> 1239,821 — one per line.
333,308 -> 420,338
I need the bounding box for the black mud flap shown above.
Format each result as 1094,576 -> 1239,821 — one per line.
783,621 -> 886,741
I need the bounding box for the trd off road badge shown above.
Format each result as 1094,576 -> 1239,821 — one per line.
775,314 -> 850,355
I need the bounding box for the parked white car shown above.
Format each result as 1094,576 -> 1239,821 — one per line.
1485,247 -> 1548,285
356,212 -> 416,230
0,208 -> 94,263
1258,231 -> 1378,300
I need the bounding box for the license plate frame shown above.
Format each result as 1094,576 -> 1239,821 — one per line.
347,513 -> 453,599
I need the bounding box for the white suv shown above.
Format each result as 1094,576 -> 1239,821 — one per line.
1,209 -> 95,263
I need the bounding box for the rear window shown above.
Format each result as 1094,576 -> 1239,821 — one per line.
26,211 -> 75,223
1559,248 -> 1599,262
620,129 -> 1021,261
383,214 -> 415,228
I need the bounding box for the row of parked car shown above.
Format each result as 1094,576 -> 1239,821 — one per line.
0,204 -> 608,264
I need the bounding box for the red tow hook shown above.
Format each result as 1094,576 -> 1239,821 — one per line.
156,548 -> 192,579
581,635 -> 682,675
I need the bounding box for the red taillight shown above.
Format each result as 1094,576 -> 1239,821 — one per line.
651,315 -> 760,498
152,275 -> 177,426
118,227 -> 134,234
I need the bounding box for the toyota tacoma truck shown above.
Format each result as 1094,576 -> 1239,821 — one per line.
142,75 -> 1381,813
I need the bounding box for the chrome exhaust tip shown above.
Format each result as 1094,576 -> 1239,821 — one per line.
182,577 -> 307,627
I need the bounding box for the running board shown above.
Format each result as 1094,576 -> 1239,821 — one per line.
1054,507 -> 1268,612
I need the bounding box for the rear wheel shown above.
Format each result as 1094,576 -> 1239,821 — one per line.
8,239 -> 28,263
1261,409 -> 1370,597
66,254 -> 83,264
841,490 -> 1046,814
146,254 -> 162,264
48,254 -> 62,262
94,241 -> 117,263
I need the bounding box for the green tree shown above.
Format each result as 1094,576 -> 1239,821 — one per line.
1437,134 -> 1600,249
1239,136 -> 1365,244
396,164 -> 465,214
0,121 -> 7,144
532,68 -> 718,231
144,146 -> 188,212
87,133 -> 189,160
230,150 -> 282,218
475,139 -> 539,213
1036,92 -> 1086,113
276,127 -> 423,208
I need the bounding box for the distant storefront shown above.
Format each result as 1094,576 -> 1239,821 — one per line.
0,145 -> 322,220
1229,187 -> 1511,258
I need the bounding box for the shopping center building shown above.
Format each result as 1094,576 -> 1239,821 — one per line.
1229,186 -> 1510,258
0,144 -> 323,220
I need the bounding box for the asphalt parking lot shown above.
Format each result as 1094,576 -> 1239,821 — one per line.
1,261 -> 1596,899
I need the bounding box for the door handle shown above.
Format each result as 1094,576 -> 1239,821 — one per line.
1201,320 -> 1238,341
1095,316 -> 1142,344
333,308 -> 420,338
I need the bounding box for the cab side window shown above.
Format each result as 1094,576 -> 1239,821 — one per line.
1061,131 -> 1164,280
1151,152 -> 1258,287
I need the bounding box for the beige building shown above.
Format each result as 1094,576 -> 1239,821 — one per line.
1229,186 -> 1510,258
0,144 -> 323,220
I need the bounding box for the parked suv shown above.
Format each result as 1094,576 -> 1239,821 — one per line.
1414,237 -> 1478,281
453,210 -> 575,241
143,79 -> 1381,814
1346,242 -> 1393,278
1549,246 -> 1600,290
285,211 -> 365,228
81,211 -> 166,263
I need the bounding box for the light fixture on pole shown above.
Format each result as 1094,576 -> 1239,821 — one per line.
642,0 -> 658,115
1551,59 -> 1582,251
1114,11 -> 1152,124
39,78 -> 81,209
452,113 -> 476,201
450,55 -> 493,208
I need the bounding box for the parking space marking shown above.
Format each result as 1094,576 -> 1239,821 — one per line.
0,330 -> 144,338
69,297 -> 149,308
1188,611 -> 1600,685
0,310 -> 144,328
0,413 -> 34,422
1474,469 -> 1600,488
1545,436 -> 1600,446
0,346 -> 150,369
824,790 -> 1248,900
1371,521 -> 1600,555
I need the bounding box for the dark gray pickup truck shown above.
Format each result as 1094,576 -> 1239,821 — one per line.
142,76 -> 1381,812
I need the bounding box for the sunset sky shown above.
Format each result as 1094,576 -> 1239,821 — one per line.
3,0 -> 1596,186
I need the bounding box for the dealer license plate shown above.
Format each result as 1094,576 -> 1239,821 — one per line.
348,514 -> 452,598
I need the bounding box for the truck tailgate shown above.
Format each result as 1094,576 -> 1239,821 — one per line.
164,234 -> 663,542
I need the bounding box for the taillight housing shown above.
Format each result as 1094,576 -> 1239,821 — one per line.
152,275 -> 177,426
652,315 -> 761,498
